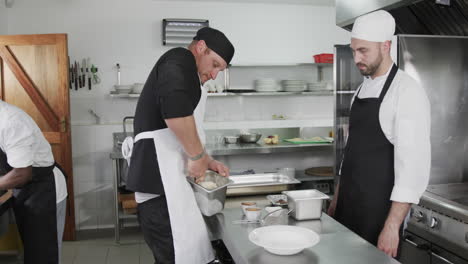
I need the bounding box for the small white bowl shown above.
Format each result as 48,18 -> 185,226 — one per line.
132,83 -> 144,94
245,207 -> 262,221
114,85 -> 133,94
241,201 -> 257,215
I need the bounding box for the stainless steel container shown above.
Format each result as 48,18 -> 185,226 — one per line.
187,171 -> 233,217
283,189 -> 329,220
224,136 -> 239,144
239,133 -> 262,143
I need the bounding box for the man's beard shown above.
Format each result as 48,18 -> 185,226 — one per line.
356,53 -> 383,77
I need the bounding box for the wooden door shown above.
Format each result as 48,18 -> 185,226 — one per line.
0,34 -> 75,240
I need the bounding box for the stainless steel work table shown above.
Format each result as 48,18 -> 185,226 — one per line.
206,208 -> 400,264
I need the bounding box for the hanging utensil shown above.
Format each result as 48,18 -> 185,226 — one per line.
91,65 -> 100,85
116,63 -> 121,85
87,58 -> 92,90
74,61 -> 78,90
82,59 -> 86,88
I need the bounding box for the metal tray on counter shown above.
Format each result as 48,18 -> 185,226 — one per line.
226,173 -> 301,196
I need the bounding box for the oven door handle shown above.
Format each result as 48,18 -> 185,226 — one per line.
431,251 -> 455,264
404,237 -> 430,250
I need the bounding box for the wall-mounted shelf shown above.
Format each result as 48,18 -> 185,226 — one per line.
109,91 -> 334,98
203,118 -> 332,130
229,63 -> 333,67
207,91 -> 333,97
206,141 -> 333,156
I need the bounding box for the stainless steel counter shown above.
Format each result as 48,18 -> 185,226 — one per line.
206,207 -> 400,264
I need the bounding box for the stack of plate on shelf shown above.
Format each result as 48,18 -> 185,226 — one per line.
254,79 -> 278,92
307,82 -> 327,91
281,80 -> 307,92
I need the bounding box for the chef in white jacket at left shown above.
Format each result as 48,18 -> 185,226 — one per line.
0,99 -> 68,264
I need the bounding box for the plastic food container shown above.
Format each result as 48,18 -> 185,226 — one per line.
187,171 -> 233,217
283,189 -> 329,220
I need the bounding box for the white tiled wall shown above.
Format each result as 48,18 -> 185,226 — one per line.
72,124 -> 123,230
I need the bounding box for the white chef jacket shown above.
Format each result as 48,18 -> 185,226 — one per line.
0,100 -> 67,203
351,64 -> 431,204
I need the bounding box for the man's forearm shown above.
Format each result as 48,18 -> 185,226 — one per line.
165,115 -> 204,157
0,167 -> 32,190
383,201 -> 411,231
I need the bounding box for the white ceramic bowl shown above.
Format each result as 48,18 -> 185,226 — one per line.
245,207 -> 262,221
241,201 -> 257,215
249,225 -> 320,255
132,83 -> 144,94
114,85 -> 133,94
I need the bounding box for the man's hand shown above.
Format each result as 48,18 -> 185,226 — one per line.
377,201 -> 410,258
188,155 -> 210,183
377,224 -> 400,257
327,182 -> 339,217
208,159 -> 229,177
327,198 -> 337,217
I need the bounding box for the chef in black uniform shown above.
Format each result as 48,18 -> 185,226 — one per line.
327,10 -> 431,258
0,99 -> 68,264
123,27 -> 234,264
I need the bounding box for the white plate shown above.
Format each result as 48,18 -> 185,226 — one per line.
249,225 -> 320,255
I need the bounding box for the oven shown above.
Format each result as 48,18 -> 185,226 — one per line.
400,183 -> 468,264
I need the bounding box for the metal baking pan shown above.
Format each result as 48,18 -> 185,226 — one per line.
228,173 -> 301,188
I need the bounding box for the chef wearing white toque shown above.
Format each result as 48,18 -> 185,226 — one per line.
327,10 -> 431,258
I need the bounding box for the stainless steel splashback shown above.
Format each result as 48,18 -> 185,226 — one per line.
336,0 -> 468,36
398,35 -> 468,183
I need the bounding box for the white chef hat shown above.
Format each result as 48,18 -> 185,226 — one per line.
351,10 -> 395,42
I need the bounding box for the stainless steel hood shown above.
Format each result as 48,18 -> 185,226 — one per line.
336,0 -> 468,35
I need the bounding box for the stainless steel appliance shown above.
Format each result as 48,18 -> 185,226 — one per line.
336,0 -> 468,36
333,44 -> 362,181
402,183 -> 468,264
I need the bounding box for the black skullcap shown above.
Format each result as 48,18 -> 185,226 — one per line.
193,27 -> 235,65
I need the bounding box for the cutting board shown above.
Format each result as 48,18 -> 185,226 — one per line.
283,137 -> 334,144
305,167 -> 333,177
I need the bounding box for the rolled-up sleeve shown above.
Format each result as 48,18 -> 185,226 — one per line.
2,117 -> 34,168
390,78 -> 431,204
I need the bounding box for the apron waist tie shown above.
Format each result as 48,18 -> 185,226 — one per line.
122,131 -> 158,166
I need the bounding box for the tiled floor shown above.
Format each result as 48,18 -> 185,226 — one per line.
0,227 -> 155,264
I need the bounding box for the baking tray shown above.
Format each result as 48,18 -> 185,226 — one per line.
283,137 -> 334,144
228,173 -> 301,188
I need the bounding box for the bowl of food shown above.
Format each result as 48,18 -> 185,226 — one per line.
187,171 -> 233,217
239,133 -> 262,143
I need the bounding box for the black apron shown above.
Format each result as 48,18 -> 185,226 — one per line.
0,149 -> 58,264
335,64 -> 399,246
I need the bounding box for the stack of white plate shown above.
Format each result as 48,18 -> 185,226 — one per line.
281,80 -> 307,92
307,82 -> 326,91
254,79 -> 278,92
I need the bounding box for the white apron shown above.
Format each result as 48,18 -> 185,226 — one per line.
122,86 -> 213,264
